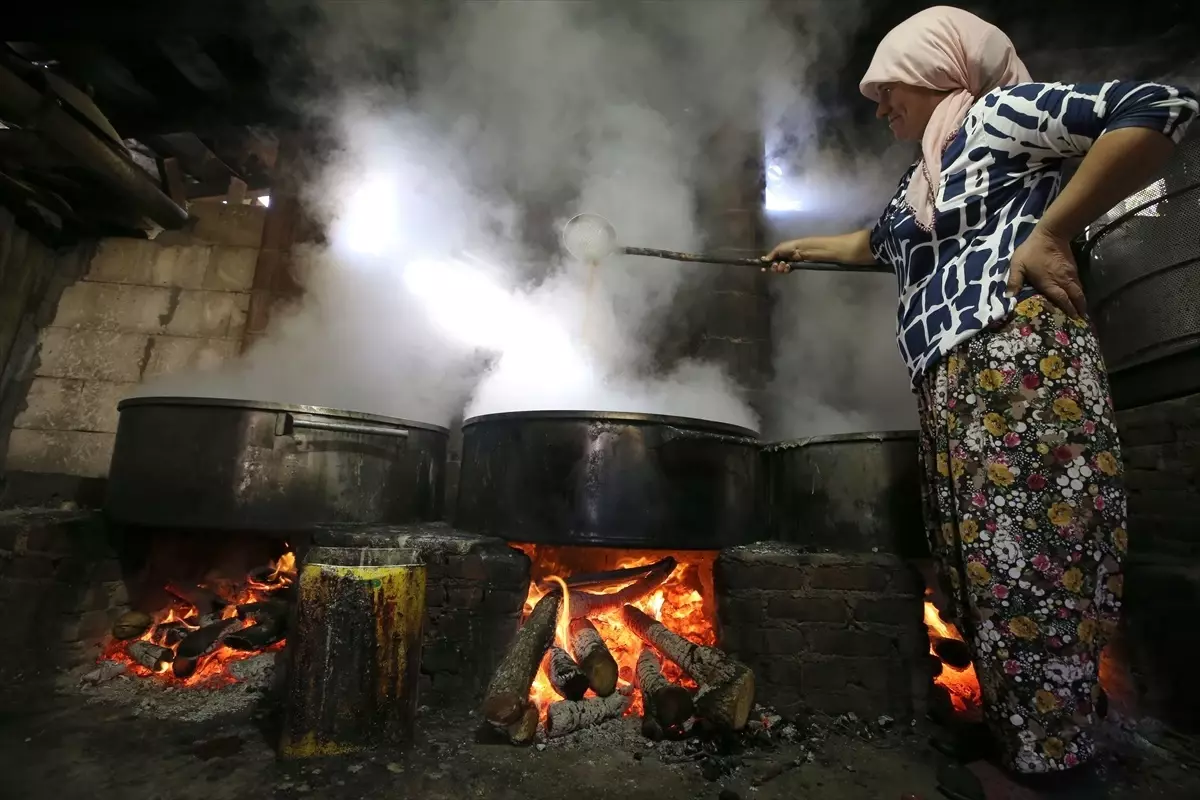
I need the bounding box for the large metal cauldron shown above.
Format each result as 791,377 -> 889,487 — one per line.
455,411 -> 760,549
761,431 -> 926,557
106,397 -> 448,532
1081,127 -> 1200,409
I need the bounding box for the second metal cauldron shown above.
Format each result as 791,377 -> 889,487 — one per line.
455,410 -> 760,549
760,430 -> 927,557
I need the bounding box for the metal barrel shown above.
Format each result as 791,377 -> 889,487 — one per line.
279,546 -> 426,758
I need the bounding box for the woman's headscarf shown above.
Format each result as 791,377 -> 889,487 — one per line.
859,6 -> 1031,228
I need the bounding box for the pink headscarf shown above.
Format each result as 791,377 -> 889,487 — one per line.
859,6 -> 1031,228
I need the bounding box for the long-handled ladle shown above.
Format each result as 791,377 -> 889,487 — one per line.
561,213 -> 891,274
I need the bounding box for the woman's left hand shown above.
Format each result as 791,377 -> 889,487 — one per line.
1006,225 -> 1087,320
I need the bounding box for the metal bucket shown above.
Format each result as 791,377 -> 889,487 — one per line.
761,430 -> 927,557
456,410 -> 760,549
105,397 -> 448,532
280,546 -> 426,758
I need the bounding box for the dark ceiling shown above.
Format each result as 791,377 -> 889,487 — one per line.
1,0 -> 1196,242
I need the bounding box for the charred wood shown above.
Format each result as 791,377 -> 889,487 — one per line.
481,591 -> 561,726
128,640 -> 173,672
622,604 -> 754,732
567,558 -> 676,619
176,618 -> 238,659
544,646 -> 589,702
173,656 -> 198,679
635,647 -> 693,729
506,703 -> 540,746
224,618 -> 285,651
569,618 -> 618,697
165,582 -> 227,616
538,557 -> 677,593
545,690 -> 631,739
236,599 -> 288,624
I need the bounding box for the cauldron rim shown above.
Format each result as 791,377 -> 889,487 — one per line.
116,395 -> 449,435
462,409 -> 759,439
762,429 -> 919,452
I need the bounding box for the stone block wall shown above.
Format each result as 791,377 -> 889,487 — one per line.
0,510 -> 128,681
1110,392 -> 1200,729
715,544 -> 927,721
4,202 -> 265,480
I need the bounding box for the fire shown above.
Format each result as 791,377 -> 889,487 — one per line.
924,601 -> 982,714
514,544 -> 716,718
102,550 -> 295,686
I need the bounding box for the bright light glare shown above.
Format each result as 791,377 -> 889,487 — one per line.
763,157 -> 804,213
403,259 -> 525,350
335,175 -> 400,257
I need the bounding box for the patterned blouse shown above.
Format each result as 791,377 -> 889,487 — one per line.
869,81 -> 1198,386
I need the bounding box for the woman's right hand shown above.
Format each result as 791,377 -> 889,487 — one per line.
761,238 -> 814,273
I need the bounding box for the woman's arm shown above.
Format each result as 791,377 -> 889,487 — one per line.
763,229 -> 877,268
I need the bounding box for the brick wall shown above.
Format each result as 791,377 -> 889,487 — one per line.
0,510 -> 127,681
4,202 -> 265,480
1111,392 -> 1200,729
715,544 -> 927,721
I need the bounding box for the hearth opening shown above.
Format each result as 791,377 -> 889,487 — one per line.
102,529 -> 295,686
503,544 -> 735,739
923,598 -> 982,720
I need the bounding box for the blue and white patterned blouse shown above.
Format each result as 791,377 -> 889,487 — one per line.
869,81 -> 1198,386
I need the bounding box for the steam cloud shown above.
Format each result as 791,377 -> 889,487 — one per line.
139,0 -> 917,438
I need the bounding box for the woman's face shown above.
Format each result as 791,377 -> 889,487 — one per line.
875,83 -> 950,141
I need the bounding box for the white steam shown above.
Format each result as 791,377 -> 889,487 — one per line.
140,0 -> 912,438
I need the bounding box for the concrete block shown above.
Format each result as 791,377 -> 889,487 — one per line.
143,335 -> 238,379
163,290 -> 250,339
149,245 -> 211,289
84,238 -> 157,285
156,201 -> 266,248
204,246 -> 258,292
4,429 -> 116,478
13,377 -> 135,433
50,282 -> 172,333
34,328 -> 149,383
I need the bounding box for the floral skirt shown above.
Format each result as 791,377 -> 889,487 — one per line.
916,294 -> 1127,774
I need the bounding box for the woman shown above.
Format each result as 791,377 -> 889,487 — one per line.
765,5 -> 1197,797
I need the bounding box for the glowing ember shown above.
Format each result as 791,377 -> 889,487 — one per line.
101,550 -> 295,687
514,544 -> 716,718
924,601 -> 982,714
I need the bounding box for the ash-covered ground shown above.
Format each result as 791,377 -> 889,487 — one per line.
1,660 -> 1197,800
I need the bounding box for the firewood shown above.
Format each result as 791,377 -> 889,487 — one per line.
481,591 -> 561,726
544,646 -> 589,701
505,703 -> 540,746
224,618 -> 285,651
569,618 -> 618,697
173,656 -> 198,679
158,621 -> 192,647
539,556 -> 677,592
622,604 -> 754,732
236,599 -> 288,624
128,641 -> 173,672
567,558 -> 676,619
931,636 -> 972,669
635,647 -> 694,728
545,690 -> 631,738
112,610 -> 152,640
176,618 -> 238,659
165,582 -> 226,615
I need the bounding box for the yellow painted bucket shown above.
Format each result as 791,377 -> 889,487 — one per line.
279,546 -> 426,759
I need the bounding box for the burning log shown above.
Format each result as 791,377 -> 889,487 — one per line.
176,618 -> 238,659
481,591 -> 561,726
544,646 -> 589,702
545,690 -> 631,739
224,618 -> 285,651
173,656 -> 198,679
539,556 -> 677,592
635,647 -> 694,729
236,599 -> 288,624
158,621 -> 192,647
165,582 -> 226,616
569,618 -> 618,698
567,557 -> 676,619
112,610 -> 152,640
128,641 -> 173,672
622,604 -> 754,732
931,636 -> 972,670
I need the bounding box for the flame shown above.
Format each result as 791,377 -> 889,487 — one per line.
924,601 -> 982,715
515,545 -> 715,718
102,550 -> 295,687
